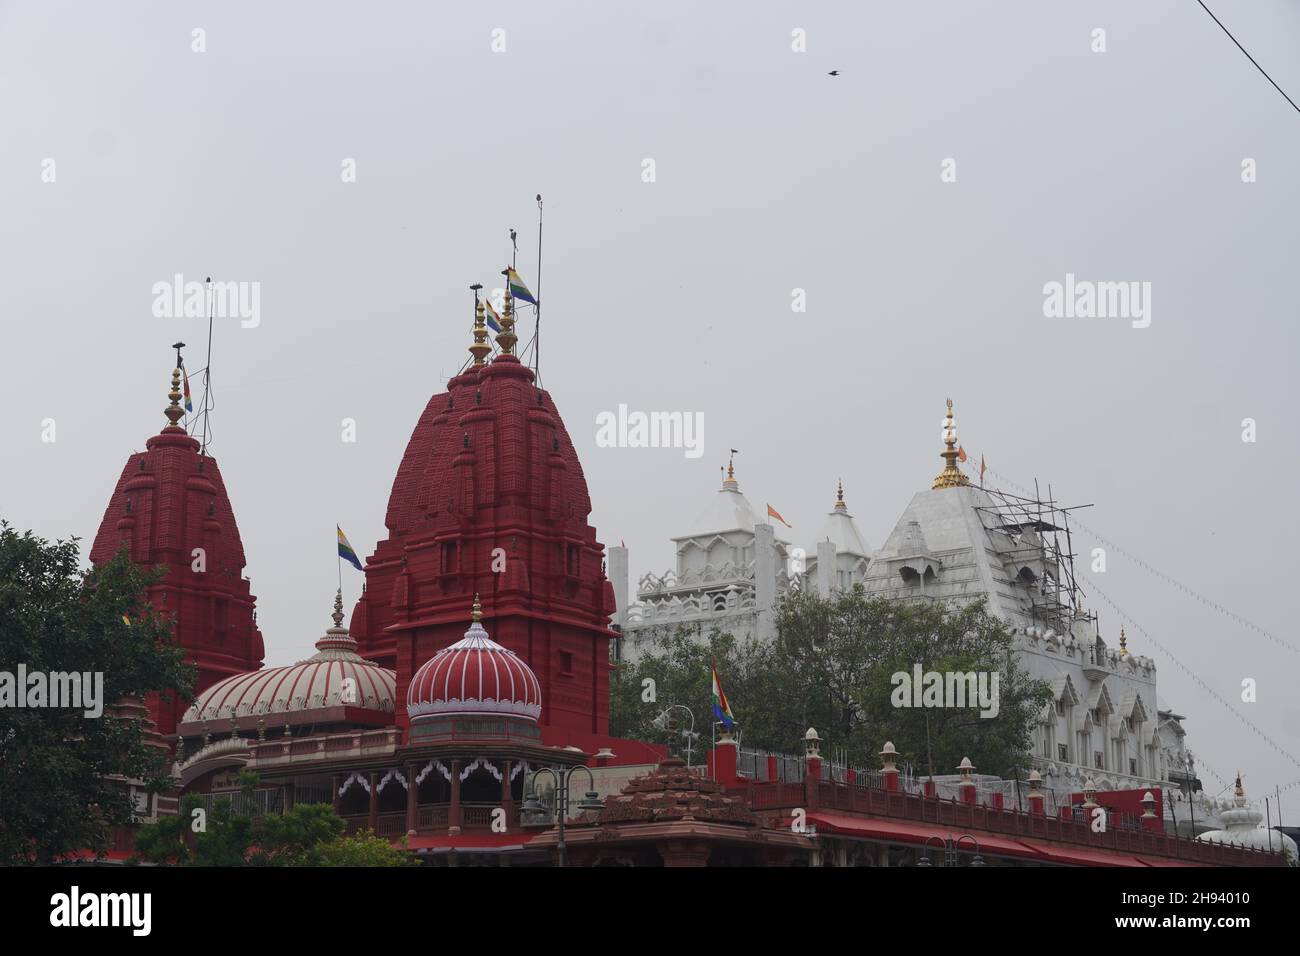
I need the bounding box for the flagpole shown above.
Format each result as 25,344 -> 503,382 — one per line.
711,716 -> 716,780
171,341 -> 187,428
534,193 -> 543,380
200,277 -> 215,455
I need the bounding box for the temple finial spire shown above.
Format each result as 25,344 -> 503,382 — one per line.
932,398 -> 971,490
1118,626 -> 1128,657
835,478 -> 846,510
723,448 -> 739,490
332,587 -> 345,628
163,363 -> 185,431
468,284 -> 491,366
495,269 -> 518,355
471,593 -> 483,622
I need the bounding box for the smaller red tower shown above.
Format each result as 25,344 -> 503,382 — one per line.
90,358 -> 264,737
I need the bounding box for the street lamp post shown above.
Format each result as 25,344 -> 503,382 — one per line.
522,765 -> 604,867
652,704 -> 698,768
916,833 -> 985,867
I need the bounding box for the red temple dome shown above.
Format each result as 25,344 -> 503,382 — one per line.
406,597 -> 542,723
348,293 -> 617,743
89,361 -> 264,737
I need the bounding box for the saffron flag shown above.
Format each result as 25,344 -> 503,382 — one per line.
712,666 -> 735,730
505,267 -> 537,305
483,297 -> 503,333
957,445 -> 967,463
767,503 -> 792,528
980,454 -> 987,483
337,525 -> 363,571
182,366 -> 193,413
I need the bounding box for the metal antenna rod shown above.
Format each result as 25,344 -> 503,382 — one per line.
534,194 -> 543,381
200,276 -> 215,454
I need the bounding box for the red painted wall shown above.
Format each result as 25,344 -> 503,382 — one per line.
1069,787 -> 1163,828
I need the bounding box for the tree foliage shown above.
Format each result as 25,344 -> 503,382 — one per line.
133,773 -> 416,867
0,523 -> 194,864
610,588 -> 1051,779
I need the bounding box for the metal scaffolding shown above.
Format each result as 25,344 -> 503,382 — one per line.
974,480 -> 1095,636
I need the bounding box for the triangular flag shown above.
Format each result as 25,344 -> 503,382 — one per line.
767,503 -> 792,528
957,445 -> 967,463
711,665 -> 735,730
505,267 -> 537,305
483,297 -> 503,333
337,525 -> 364,571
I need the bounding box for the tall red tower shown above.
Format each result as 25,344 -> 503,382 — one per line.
90,362 -> 264,737
350,290 -> 617,744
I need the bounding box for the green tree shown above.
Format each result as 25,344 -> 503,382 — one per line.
134,772 -> 415,867
610,589 -> 1050,780
316,829 -> 417,867
765,588 -> 1051,777
610,626 -> 759,759
0,524 -> 194,864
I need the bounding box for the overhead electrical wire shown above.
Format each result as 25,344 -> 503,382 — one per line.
1196,0 -> 1300,116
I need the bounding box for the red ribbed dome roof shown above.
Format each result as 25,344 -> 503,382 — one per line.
406,599 -> 542,722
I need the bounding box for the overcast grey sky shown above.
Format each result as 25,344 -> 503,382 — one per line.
3,1 -> 1298,800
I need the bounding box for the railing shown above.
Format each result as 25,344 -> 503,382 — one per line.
193,788 -> 283,816
250,728 -> 400,765
340,812 -> 409,837
461,803 -> 499,827
418,805 -> 448,829
342,802 -> 511,835
730,778 -> 1286,866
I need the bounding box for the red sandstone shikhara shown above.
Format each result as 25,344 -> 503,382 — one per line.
86,326 -> 1287,867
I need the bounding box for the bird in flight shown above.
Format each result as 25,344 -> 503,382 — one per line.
828,70 -> 840,76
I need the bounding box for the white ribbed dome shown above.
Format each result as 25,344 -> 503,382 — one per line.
181,591 -> 395,726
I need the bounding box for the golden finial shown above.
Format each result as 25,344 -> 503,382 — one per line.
332,588 -> 345,628
835,478 -> 846,511
163,366 -> 185,430
495,270 -> 518,355
471,593 -> 482,623
469,286 -> 491,366
722,449 -> 738,489
1235,772 -> 1244,799
1119,626 -> 1128,657
932,397 -> 971,490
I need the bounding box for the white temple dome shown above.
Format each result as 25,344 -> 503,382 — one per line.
181,590 -> 395,727
1195,777 -> 1297,865
685,461 -> 760,536
810,481 -> 872,556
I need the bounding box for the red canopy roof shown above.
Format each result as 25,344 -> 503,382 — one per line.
808,812 -> 1201,867
403,832 -> 540,852
810,812 -> 1043,862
